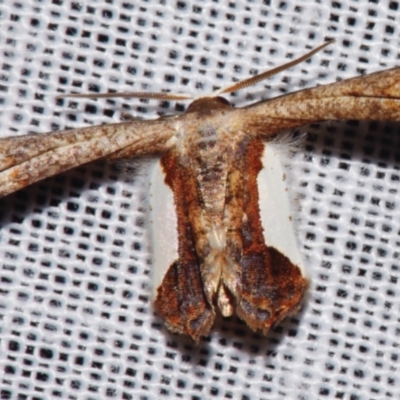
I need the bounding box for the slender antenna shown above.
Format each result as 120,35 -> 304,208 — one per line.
56,91 -> 192,101
57,40 -> 334,102
212,39 -> 335,96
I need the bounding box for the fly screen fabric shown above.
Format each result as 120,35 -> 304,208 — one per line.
0,1 -> 399,399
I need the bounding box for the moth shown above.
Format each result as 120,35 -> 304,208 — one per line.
1,41 -> 400,342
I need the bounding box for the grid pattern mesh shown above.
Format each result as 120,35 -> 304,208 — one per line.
0,0 -> 400,399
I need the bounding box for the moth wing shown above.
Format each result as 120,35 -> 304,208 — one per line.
236,140 -> 308,333
150,152 -> 215,342
258,142 -> 304,271
149,159 -> 179,297
239,67 -> 400,136
0,119 -> 175,197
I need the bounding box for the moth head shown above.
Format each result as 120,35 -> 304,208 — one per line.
186,96 -> 232,115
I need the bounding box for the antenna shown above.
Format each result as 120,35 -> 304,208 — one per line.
212,39 -> 335,96
57,40 -> 334,101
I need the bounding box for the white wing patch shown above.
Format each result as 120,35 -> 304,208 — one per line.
149,160 -> 179,297
257,143 -> 305,273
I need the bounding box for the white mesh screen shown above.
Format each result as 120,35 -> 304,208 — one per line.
0,0 -> 400,399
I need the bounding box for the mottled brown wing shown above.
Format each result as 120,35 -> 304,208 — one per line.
0,118 -> 175,197
238,67 -> 400,135
154,151 -> 215,342
237,140 -> 308,333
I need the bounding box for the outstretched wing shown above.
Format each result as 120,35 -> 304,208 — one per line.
0,118 -> 175,197
237,67 -> 400,136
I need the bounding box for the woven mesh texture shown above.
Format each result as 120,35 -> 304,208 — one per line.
1,1 -> 400,399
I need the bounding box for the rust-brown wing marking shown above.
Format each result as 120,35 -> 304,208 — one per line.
238,140 -> 308,333
0,118 -> 176,198
154,151 -> 215,340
